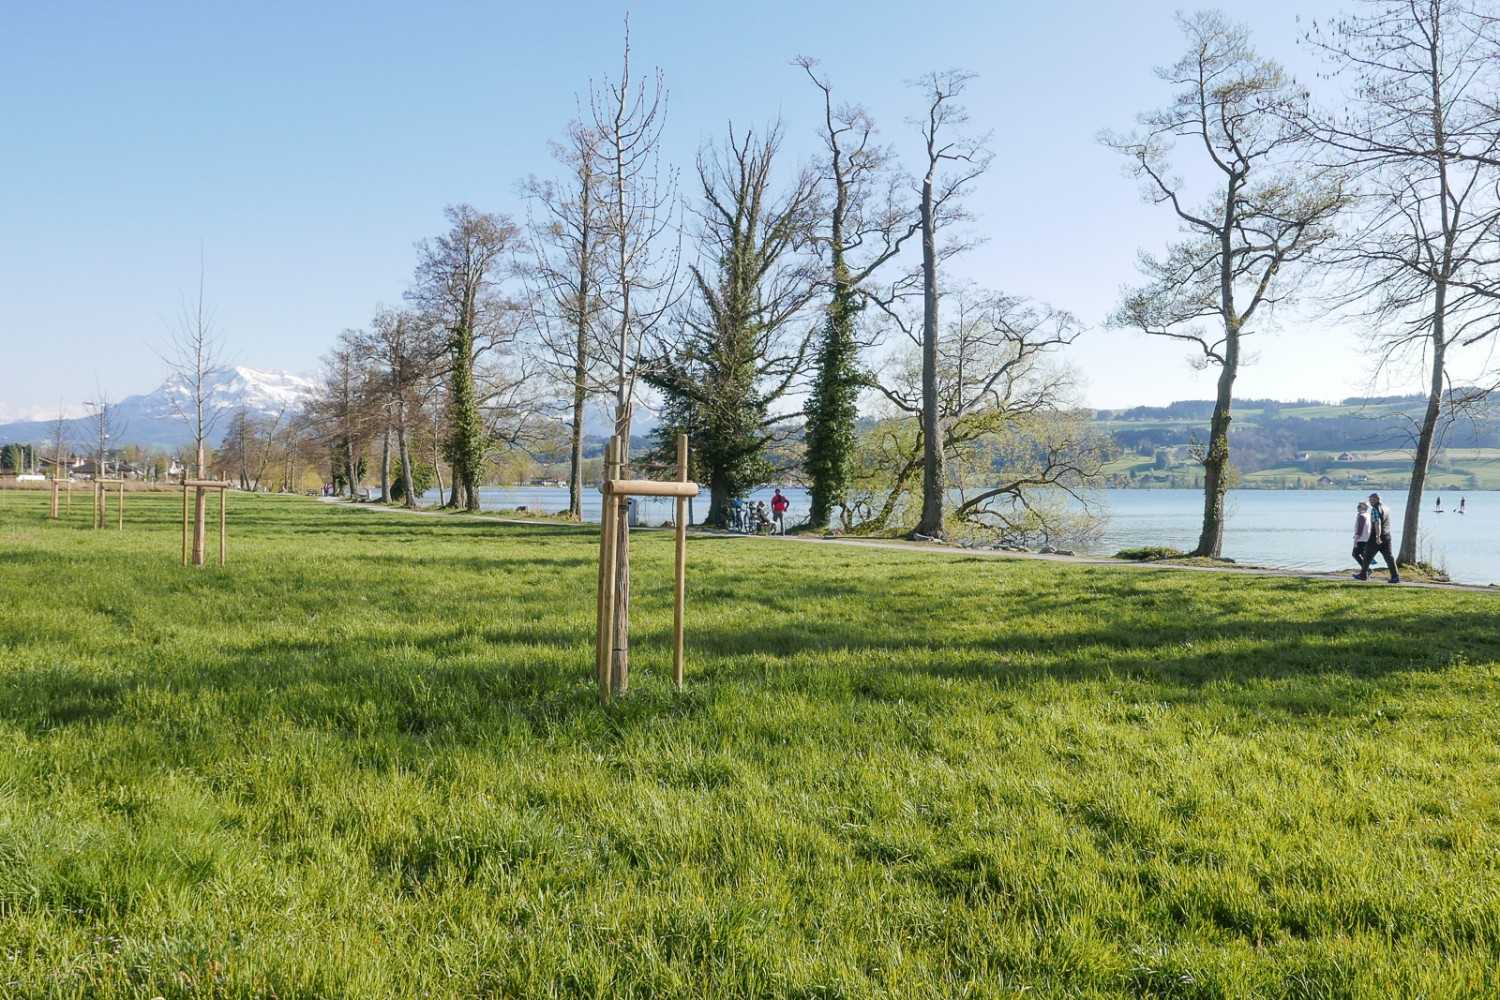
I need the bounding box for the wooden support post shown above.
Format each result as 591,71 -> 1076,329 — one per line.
117,479 -> 124,530
218,487 -> 227,565
181,481 -> 190,566
193,484 -> 207,566
673,433 -> 688,689
595,438 -> 621,706
611,431 -> 630,699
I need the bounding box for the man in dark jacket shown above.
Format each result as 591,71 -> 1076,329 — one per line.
1355,491 -> 1400,583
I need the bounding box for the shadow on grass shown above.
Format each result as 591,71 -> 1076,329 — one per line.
7,517 -> 1497,746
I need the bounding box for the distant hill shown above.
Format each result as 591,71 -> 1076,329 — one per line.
0,367 -> 317,452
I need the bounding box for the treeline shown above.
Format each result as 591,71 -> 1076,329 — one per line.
284,38 -> 1107,544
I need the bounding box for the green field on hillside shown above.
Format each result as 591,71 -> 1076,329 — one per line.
2,492 -> 1498,997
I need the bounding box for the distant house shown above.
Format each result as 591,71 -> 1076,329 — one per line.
1295,452 -> 1311,462
1336,452 -> 1355,461
1317,475 -> 1335,486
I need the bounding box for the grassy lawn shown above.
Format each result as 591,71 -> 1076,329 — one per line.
2,491 -> 1499,997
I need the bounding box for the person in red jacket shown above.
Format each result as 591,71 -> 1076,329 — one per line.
770,488 -> 790,535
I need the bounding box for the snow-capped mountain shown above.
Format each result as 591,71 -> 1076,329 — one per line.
143,366 -> 318,425
0,366 -> 319,451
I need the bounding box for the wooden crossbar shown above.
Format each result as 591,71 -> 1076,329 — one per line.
595,433 -> 697,705
600,478 -> 700,499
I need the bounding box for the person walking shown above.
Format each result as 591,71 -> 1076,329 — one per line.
1355,491 -> 1400,583
730,496 -> 744,532
770,488 -> 790,535
1352,500 -> 1370,568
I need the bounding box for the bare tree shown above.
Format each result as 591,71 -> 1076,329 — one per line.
1104,11 -> 1346,557
408,205 -> 521,511
589,20 -> 682,698
309,331 -> 378,498
157,254 -> 232,479
221,402 -> 288,491
521,120 -> 611,519
796,57 -> 919,530
863,286 -> 1102,540
81,386 -> 127,480
47,404 -> 72,478
907,70 -> 992,538
1306,0 -> 1500,566
354,308 -> 435,508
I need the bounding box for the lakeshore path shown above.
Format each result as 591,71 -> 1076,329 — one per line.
319,496 -> 1496,593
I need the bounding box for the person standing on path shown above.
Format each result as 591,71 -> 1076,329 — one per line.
771,488 -> 789,535
1352,500 -> 1370,568
1355,491 -> 1400,583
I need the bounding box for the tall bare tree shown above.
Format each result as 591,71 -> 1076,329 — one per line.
47,404 -> 72,479
521,120 -> 610,520
157,253 -> 233,551
645,122 -> 821,526
409,205 -> 520,511
82,386 -> 127,480
1104,11 -> 1347,557
221,403 -> 286,491
157,254 -> 231,479
310,331 -> 377,497
863,286 -> 1102,540
589,21 -> 681,697
1306,0 -> 1500,566
796,57 -> 918,530
907,70 -> 992,538
354,308 -> 434,509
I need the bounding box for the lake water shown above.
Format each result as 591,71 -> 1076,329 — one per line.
417,485 -> 1500,586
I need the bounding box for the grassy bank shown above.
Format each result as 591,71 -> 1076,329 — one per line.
2,492 -> 1498,997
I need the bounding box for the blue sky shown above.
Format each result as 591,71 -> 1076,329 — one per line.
1,0 -> 1438,422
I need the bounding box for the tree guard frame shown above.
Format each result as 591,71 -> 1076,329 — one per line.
181,480 -> 230,566
595,433 -> 698,705
93,478 -> 126,530
48,477 -> 73,518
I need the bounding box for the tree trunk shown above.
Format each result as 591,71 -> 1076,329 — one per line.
379,426 -> 391,502
568,357 -> 587,521
1399,293 -> 1447,566
610,410 -> 631,699
916,170 -> 944,538
708,480 -> 732,528
396,398 -> 416,509
1192,387 -> 1233,557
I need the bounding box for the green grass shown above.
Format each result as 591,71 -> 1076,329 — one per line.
2,491 -> 1500,997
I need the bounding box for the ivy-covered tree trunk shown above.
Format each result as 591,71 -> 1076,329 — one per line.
447,325 -> 484,512
805,276 -> 860,530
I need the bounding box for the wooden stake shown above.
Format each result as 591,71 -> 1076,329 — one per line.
117,479 -> 124,530
596,438 -> 621,706
218,487 -> 227,566
673,433 -> 688,689
610,432 -> 630,699
192,484 -> 207,566
181,482 -> 190,565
